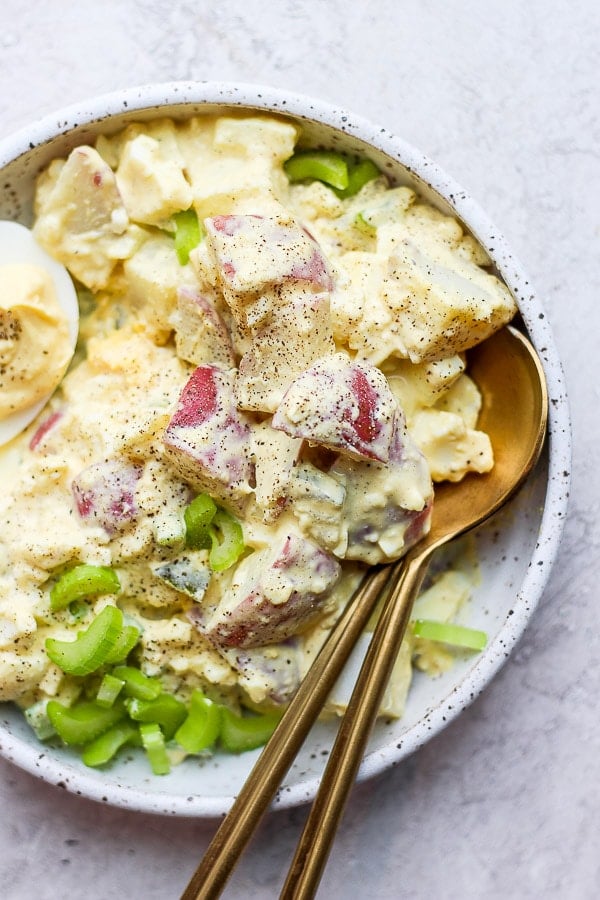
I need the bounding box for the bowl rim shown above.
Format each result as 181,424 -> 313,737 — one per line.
0,80 -> 572,817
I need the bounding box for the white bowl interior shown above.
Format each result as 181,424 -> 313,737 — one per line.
0,83 -> 570,817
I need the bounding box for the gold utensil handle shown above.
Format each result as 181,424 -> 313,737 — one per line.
180,565 -> 396,900
280,548 -> 431,900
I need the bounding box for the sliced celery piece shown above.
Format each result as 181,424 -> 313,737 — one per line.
103,624 -> 141,665
45,606 -> 123,676
112,666 -> 162,701
127,693 -> 187,740
50,564 -> 120,611
140,723 -> 170,775
173,208 -> 202,265
208,509 -> 244,572
184,493 -> 217,549
96,672 -> 125,708
336,158 -> 380,198
353,211 -> 377,237
220,708 -> 282,754
284,150 -> 349,191
47,699 -> 126,745
175,691 -> 222,754
412,619 -> 487,651
82,721 -> 140,768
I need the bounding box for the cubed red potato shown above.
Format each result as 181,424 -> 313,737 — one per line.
234,286 -> 336,412
199,533 -> 341,649
187,608 -> 303,705
287,409 -> 433,565
204,214 -> 333,295
162,365 -> 253,511
29,410 -> 63,451
171,287 -> 236,368
328,410 -> 434,563
272,354 -> 397,462
72,458 -> 143,534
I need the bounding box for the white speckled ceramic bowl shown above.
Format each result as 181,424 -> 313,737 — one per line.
0,82 -> 571,817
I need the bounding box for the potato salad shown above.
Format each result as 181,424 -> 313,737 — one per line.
0,114 -> 516,771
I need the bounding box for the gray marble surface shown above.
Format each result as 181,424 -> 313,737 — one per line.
0,1 -> 597,897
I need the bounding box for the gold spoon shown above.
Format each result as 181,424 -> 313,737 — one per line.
181,324 -> 548,900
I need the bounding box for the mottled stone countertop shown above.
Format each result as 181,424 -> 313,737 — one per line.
0,1 -> 597,897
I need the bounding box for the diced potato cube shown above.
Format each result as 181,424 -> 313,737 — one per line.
163,366 -> 253,511
33,146 -> 139,290
290,412 -> 433,565
171,287 -> 235,368
235,286 -> 336,413
122,232 -> 197,343
177,115 -> 297,218
376,230 -> 516,362
409,409 -> 493,482
72,458 -> 143,534
251,422 -> 303,522
273,353 -> 397,462
387,355 -> 466,420
116,133 -> 193,226
200,533 -> 341,649
204,214 -> 333,296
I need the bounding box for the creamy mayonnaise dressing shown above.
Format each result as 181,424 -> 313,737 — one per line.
0,113 -> 516,718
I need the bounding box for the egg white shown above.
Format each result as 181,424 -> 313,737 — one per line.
0,221 -> 79,446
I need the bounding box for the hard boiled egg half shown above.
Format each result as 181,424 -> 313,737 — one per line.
0,221 -> 78,446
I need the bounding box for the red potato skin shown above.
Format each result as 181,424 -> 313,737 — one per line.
350,367 -> 381,445
330,410 -> 434,561
272,356 -> 396,462
205,214 -> 334,293
403,499 -> 433,548
203,534 -> 341,649
72,458 -> 143,534
162,365 -> 254,510
174,288 -> 236,368
168,366 -> 219,428
29,410 -> 63,451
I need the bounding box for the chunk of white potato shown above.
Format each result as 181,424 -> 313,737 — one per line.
170,287 -> 236,368
410,408 -> 493,482
122,232 -> 197,344
251,422 -> 303,522
0,645 -> 48,701
33,146 -> 140,290
387,355 -> 466,420
177,115 -> 297,218
235,286 -> 336,413
115,133 -> 192,227
375,227 -> 516,362
332,205 -> 515,365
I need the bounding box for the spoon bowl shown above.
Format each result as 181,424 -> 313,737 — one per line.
183,324 -> 549,900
